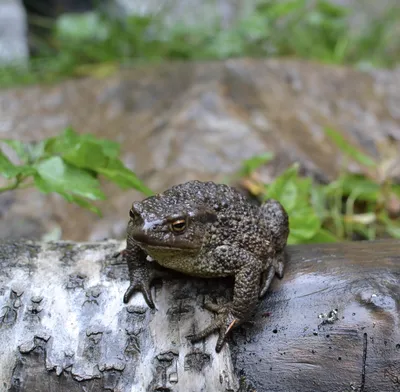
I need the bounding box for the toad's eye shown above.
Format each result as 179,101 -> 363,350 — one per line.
170,219 -> 187,233
129,209 -> 136,219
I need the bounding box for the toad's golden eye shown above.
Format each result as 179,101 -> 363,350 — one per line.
129,209 -> 135,219
170,219 -> 186,233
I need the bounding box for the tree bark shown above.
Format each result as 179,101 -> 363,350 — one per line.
0,239 -> 399,392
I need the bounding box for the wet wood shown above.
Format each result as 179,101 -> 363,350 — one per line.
0,239 -> 399,392
234,240 -> 400,392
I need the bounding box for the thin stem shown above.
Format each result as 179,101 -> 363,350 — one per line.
0,175 -> 32,193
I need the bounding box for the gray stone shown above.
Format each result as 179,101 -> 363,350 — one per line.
0,0 -> 28,64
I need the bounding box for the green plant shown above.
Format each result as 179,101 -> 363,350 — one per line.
320,127 -> 400,241
0,0 -> 399,88
0,128 -> 152,215
238,128 -> 400,244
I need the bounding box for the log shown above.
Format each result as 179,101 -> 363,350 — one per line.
0,239 -> 399,392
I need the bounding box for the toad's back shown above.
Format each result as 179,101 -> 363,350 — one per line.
161,180 -> 254,211
161,180 -> 287,260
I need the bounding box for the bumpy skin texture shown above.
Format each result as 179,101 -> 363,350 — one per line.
119,180 -> 289,352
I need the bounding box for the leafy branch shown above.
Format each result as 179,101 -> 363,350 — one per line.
0,128 -> 153,215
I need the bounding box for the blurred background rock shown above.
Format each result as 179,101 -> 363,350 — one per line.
0,0 -> 399,242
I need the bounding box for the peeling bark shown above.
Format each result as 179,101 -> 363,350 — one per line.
0,239 -> 399,392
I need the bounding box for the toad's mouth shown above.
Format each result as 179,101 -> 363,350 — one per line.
131,232 -> 199,251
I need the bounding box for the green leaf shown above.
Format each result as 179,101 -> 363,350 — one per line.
1,139 -> 27,160
316,0 -> 349,18
305,229 -> 339,243
35,175 -> 102,215
310,186 -> 328,220
44,127 -> 80,155
265,164 -> 299,202
259,0 -> 307,19
339,173 -> 380,201
265,163 -> 312,212
60,193 -> 102,216
97,160 -> 153,196
56,11 -> 110,41
0,149 -> 20,178
62,140 -> 108,170
387,223 -> 400,239
0,149 -> 36,180
25,141 -> 47,162
288,206 -> 321,243
323,127 -> 377,168
44,128 -> 151,195
238,152 -> 274,177
1,139 -> 47,165
83,133 -> 120,158
46,127 -> 120,166
380,214 -> 400,239
34,156 -> 105,201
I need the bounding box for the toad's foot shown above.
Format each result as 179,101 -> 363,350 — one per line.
259,252 -> 285,298
114,249 -> 157,308
123,265 -> 155,308
188,301 -> 242,353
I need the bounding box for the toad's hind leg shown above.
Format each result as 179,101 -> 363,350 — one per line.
188,248 -> 263,353
259,265 -> 275,298
260,199 -> 289,251
259,251 -> 285,298
259,199 -> 289,298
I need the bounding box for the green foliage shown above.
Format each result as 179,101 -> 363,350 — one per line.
239,128 -> 400,244
263,163 -> 338,244
0,128 -> 153,215
0,0 -> 399,87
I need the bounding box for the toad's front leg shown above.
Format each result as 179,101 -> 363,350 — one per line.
189,248 -> 263,352
115,243 -> 174,309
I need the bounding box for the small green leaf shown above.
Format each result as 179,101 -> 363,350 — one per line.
380,214 -> 400,239
83,133 -> 120,158
265,164 -> 299,203
310,186 -> 328,220
43,128 -> 151,195
387,224 -> 400,239
316,0 -> 349,18
265,163 -> 312,212
56,11 -> 110,41
323,127 -> 377,168
239,152 -> 274,177
260,0 -> 307,19
25,141 -> 46,162
46,128 -> 119,168
278,179 -> 298,211
288,206 -> 321,243
96,159 -> 153,196
60,192 -> 102,216
0,149 -> 20,178
2,139 -> 47,165
0,149 -> 35,180
306,229 -> 339,243
44,127 -> 80,155
1,139 -> 27,160
62,141 -> 108,170
339,173 -> 380,201
34,156 -> 105,200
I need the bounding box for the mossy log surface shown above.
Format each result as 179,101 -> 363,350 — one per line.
0,239 -> 399,392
